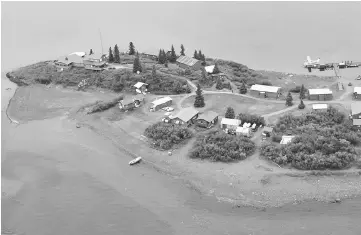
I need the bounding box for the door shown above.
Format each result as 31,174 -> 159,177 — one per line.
319,94 -> 325,101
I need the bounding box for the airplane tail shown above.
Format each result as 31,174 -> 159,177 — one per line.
307,56 -> 311,63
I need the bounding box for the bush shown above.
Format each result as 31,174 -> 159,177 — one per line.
237,113 -> 265,126
144,122 -> 193,150
87,96 -> 123,114
189,130 -> 256,162
260,106 -> 361,170
289,86 -> 301,93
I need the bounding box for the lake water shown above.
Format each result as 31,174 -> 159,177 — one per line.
2,2 -> 361,75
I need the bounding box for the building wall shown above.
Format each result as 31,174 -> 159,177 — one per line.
250,90 -> 279,98
308,94 -> 333,100
152,100 -> 172,111
308,94 -> 319,100
355,93 -> 361,100
72,63 -> 84,68
222,124 -> 238,130
177,61 -> 202,71
266,92 -> 279,98
352,112 -> 361,119
250,90 -> 259,97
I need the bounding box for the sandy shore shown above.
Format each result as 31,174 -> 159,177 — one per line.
2,77 -> 361,235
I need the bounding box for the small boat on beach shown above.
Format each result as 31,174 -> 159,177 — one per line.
129,157 -> 142,165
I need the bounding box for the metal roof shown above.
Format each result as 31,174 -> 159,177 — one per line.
197,111 -> 218,122
353,119 -> 361,126
151,96 -> 172,107
172,107 -> 199,122
176,56 -> 200,67
354,87 -> 361,94
134,82 -> 148,89
312,104 -> 328,110
351,103 -> 361,115
67,54 -> 83,63
308,88 -> 333,95
221,118 -> 241,126
280,136 -> 295,145
250,84 -> 281,93
205,65 -> 215,73
84,53 -> 106,60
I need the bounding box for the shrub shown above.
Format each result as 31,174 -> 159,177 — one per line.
189,130 -> 256,162
144,122 -> 193,150
237,113 -> 265,126
298,100 -> 305,109
87,96 -> 123,114
260,106 -> 361,170
289,86 -> 301,93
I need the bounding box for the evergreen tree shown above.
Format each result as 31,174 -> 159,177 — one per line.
114,44 -> 120,63
169,45 -> 177,62
152,65 -> 157,79
225,107 -> 235,119
298,99 -> 305,109
201,67 -> 207,83
193,50 -> 198,59
162,50 -> 167,63
194,83 -> 205,108
198,50 -> 203,61
239,82 -> 247,94
133,55 -> 142,73
108,47 -> 114,63
286,92 -> 293,106
216,78 -> 223,90
213,62 -> 220,74
299,84 -> 306,100
89,49 -> 93,55
180,44 -> 185,56
129,42 -> 135,55
158,49 -> 163,64
165,60 -> 168,68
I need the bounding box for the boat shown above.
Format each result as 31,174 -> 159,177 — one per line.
129,157 -> 142,165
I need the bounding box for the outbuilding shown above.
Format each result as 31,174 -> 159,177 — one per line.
262,126 -> 274,137
83,53 -> 107,71
351,103 -> 361,126
308,88 -> 333,101
119,95 -> 145,111
220,118 -> 241,130
176,56 -> 202,71
170,107 -> 199,126
205,65 -> 215,74
280,135 -> 295,145
354,87 -> 361,100
312,104 -> 328,111
150,97 -> 172,112
249,84 -> 282,98
55,56 -> 73,70
196,111 -> 219,128
236,126 -> 251,137
67,54 -> 84,67
134,82 -> 148,94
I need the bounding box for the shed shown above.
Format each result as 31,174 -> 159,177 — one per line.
250,84 -> 281,98
55,56 -> 73,69
205,65 -> 215,74
312,104 -> 328,110
354,87 -> 361,100
220,118 -> 241,130
236,126 -> 251,137
176,56 -> 202,70
134,82 -> 148,93
196,111 -> 219,128
280,136 -> 295,145
262,126 -> 274,137
150,97 -> 173,112
308,88 -> 333,101
171,107 -> 199,126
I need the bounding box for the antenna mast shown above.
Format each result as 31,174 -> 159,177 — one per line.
99,28 -> 104,55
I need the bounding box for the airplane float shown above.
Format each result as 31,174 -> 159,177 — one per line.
303,56 -> 361,77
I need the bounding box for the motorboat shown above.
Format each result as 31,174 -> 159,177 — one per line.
129,157 -> 142,165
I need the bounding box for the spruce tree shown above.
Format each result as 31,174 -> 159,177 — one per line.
286,92 -> 293,106
198,50 -> 203,61
114,44 -> 120,63
89,49 -> 93,55
216,78 -> 223,90
180,44 -> 185,56
213,62 -> 220,74
201,67 -> 207,83
239,82 -> 247,94
133,55 -> 142,73
225,107 -> 235,119
152,65 -> 157,79
193,50 -> 198,59
298,99 -> 305,109
170,45 -> 177,62
162,50 -> 167,64
299,84 -> 306,100
108,47 -> 114,63
194,83 -> 205,108
129,42 -> 135,55
158,49 -> 163,64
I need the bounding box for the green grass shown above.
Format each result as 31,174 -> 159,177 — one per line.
181,93 -> 286,116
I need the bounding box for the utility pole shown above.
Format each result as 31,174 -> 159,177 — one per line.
99,28 -> 104,55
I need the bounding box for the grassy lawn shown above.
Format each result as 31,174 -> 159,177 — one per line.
181,93 -> 286,116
